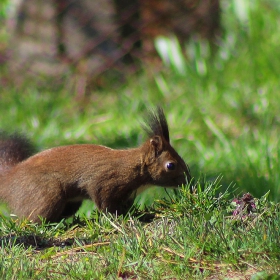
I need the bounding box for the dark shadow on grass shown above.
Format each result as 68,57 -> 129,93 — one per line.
0,234 -> 76,250
0,208 -> 157,250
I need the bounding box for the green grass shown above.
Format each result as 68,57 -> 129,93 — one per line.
0,183 -> 279,279
0,0 -> 280,278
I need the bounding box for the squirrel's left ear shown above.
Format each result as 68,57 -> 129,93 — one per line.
150,136 -> 163,157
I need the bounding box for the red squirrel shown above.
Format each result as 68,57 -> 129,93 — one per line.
0,107 -> 191,222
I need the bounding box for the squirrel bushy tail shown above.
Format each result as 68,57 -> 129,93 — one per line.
0,132 -> 36,171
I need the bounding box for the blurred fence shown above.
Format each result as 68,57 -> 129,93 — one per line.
4,0 -> 220,89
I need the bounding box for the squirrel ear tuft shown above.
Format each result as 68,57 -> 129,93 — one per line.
150,136 -> 163,157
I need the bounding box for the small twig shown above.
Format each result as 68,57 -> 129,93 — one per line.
51,242 -> 110,259
162,247 -> 185,258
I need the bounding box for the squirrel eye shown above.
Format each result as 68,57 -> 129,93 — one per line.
166,162 -> 176,171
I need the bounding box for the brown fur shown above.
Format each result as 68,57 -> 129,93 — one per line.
0,132 -> 35,170
0,107 -> 191,222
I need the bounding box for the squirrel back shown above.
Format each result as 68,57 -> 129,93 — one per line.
0,108 -> 191,222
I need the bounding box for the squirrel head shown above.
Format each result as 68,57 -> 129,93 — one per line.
142,107 -> 191,188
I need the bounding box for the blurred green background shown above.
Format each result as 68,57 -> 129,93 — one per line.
0,0 -> 280,215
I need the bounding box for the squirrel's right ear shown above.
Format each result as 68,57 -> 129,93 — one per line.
150,136 -> 163,157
